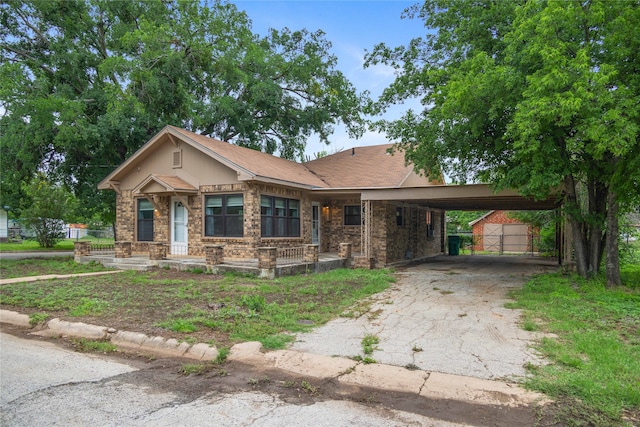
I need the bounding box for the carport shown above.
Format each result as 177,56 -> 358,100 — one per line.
359,183 -> 564,263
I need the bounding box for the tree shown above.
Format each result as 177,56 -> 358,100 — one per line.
0,0 -> 365,221
366,0 -> 640,286
21,175 -> 76,248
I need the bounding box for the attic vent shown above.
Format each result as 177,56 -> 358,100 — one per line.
172,150 -> 182,168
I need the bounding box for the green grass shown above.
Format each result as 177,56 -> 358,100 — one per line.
0,236 -> 115,252
0,257 -> 112,279
0,261 -> 395,350
508,272 -> 640,424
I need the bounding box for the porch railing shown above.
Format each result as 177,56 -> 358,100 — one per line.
277,246 -> 304,263
90,243 -> 115,256
168,244 -> 190,257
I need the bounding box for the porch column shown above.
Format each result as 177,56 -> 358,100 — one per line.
73,241 -> 91,260
115,241 -> 132,258
204,245 -> 224,273
354,256 -> 376,269
257,247 -> 277,279
149,242 -> 167,260
338,242 -> 352,259
303,244 -> 319,263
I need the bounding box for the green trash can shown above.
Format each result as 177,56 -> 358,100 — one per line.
448,235 -> 461,256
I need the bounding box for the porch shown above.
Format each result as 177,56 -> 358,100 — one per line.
74,241 -> 362,278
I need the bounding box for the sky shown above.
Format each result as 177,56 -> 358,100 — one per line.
232,1 -> 427,158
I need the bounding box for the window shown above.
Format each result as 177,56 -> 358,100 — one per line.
426,210 -> 435,237
261,195 -> 300,237
396,207 -> 404,226
137,199 -> 154,241
344,205 -> 361,226
204,194 -> 243,237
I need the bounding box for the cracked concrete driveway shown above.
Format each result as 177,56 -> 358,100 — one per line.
291,255 -> 558,381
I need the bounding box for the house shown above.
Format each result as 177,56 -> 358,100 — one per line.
469,210 -> 533,253
98,126 -> 445,266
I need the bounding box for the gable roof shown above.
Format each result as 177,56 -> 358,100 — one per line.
133,175 -> 198,195
98,125 -> 433,191
303,145 -> 420,188
469,210 -> 497,226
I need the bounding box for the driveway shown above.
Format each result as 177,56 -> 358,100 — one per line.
291,255 -> 558,380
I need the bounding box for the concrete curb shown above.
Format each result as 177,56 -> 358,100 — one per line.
0,310 -> 218,361
1,309 -> 546,408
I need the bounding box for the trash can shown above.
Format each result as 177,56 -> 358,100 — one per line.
448,235 -> 461,256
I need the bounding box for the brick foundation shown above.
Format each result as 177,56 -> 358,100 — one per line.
115,241 -> 132,258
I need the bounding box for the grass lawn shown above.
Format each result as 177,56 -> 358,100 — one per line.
0,236 -> 115,252
507,262 -> 640,426
0,262 -> 394,350
0,257 -> 113,279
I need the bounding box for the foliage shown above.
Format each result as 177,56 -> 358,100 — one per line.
19,176 -> 77,247
0,0 -> 366,221
445,210 -> 487,234
366,0 -> 640,286
508,273 -> 640,422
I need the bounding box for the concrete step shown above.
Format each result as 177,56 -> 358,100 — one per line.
103,263 -> 151,271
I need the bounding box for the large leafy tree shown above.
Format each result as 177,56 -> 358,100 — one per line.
366,0 -> 640,286
0,0 -> 365,220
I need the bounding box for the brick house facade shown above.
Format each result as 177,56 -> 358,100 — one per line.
99,126 -> 446,266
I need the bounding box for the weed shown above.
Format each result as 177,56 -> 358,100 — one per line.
259,334 -> 295,350
362,357 -> 376,364
522,319 -> 538,331
157,319 -> 198,333
439,290 -> 454,295
72,338 -> 117,353
458,313 -> 467,317
412,345 -> 423,352
179,363 -> 208,376
367,309 -> 383,320
241,294 -> 266,312
361,334 -> 379,355
283,380 -> 319,396
213,347 -> 230,364
69,298 -> 109,316
350,355 -> 363,362
28,312 -> 48,326
248,376 -> 271,386
405,363 -> 420,371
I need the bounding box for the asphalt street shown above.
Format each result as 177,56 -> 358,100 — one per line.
0,332 -> 467,427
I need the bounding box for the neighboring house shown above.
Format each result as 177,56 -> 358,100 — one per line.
66,224 -> 89,239
98,126 -> 445,266
469,210 -> 533,252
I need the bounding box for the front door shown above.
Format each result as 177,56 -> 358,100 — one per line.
171,197 -> 188,256
312,203 -> 321,247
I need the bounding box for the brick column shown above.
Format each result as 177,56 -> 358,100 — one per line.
149,242 -> 167,260
258,247 -> 277,279
74,241 -> 91,257
115,241 -> 132,258
204,245 -> 224,266
354,256 -> 376,270
303,244 -> 319,263
338,243 -> 352,259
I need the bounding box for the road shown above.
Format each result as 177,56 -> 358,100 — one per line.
1,331 -> 471,427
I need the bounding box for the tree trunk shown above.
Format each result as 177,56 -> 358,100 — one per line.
587,180 -> 607,277
605,189 -> 622,287
564,175 -> 589,277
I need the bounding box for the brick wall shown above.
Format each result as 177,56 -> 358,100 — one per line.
471,210 -> 532,251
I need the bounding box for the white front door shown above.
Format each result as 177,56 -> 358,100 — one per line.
171,197 -> 188,256
312,203 -> 320,247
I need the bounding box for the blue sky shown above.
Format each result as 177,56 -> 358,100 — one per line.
232,1 -> 426,157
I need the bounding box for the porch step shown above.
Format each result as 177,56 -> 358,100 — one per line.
103,263 -> 151,271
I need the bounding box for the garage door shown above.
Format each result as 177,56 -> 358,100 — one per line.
483,223 -> 502,251
503,224 -> 529,252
